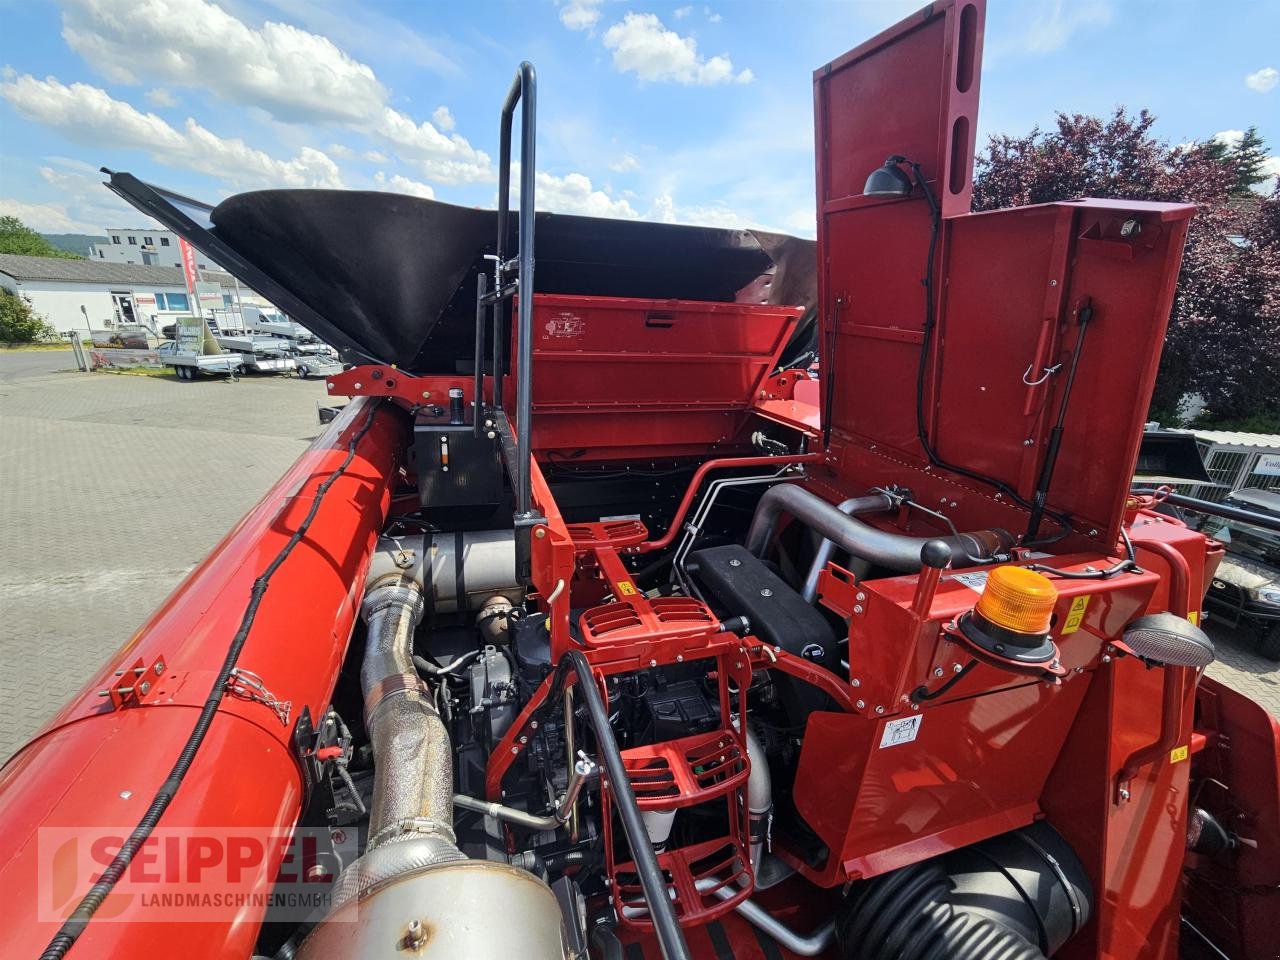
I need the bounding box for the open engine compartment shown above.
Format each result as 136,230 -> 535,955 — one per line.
4,3 -> 1279,960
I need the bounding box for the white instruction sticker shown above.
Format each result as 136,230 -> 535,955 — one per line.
879,715 -> 923,748
951,571 -> 989,594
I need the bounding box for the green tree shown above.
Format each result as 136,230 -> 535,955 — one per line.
973,108 -> 1279,425
1229,126 -> 1272,195
0,215 -> 83,259
0,287 -> 59,343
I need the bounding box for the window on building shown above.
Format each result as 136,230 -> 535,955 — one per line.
127,236 -> 137,245
160,237 -> 170,247
223,294 -> 233,306
154,292 -> 191,311
111,235 -> 121,244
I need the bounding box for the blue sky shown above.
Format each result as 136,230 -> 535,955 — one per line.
1,0 -> 1276,239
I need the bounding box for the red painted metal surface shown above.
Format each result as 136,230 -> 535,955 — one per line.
325,365 -> 490,408
1184,677 -> 1280,959
0,398 -> 406,959
814,0 -> 1193,553
787,546 -> 1160,888
513,295 -> 803,459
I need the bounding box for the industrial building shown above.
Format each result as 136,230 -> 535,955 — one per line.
88,227 -> 222,270
0,253 -> 266,336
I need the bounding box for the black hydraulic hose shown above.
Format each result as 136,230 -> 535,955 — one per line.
901,162 -> 1073,545
564,650 -> 691,960
39,401 -> 384,960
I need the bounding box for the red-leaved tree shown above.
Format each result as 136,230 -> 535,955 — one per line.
972,109 -> 1280,426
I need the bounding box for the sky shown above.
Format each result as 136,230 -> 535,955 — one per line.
0,0 -> 1276,239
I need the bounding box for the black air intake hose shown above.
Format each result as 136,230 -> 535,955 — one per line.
745,483 -> 1013,572
837,861 -> 1041,960
836,822 -> 1092,960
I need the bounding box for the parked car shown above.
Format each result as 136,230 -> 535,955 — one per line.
1195,488 -> 1280,660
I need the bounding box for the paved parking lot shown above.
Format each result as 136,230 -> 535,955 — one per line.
0,352 -> 1275,763
0,352 -> 330,761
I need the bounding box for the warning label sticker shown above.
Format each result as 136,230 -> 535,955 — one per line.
879,715 -> 923,748
951,572 -> 989,594
1061,595 -> 1090,634
616,581 -> 638,597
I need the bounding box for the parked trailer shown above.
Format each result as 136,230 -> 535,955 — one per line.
155,339 -> 243,380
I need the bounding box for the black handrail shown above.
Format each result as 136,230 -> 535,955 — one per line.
1132,488 -> 1280,533
528,652 -> 692,960
497,61 -> 537,518
473,271 -> 487,437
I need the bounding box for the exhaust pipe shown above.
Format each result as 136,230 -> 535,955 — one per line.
300,569 -> 570,959
332,575 -> 465,905
746,484 -> 1012,573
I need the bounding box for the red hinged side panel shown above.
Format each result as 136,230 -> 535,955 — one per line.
814,0 -> 984,219
814,0 -> 1195,549
514,294 -> 802,459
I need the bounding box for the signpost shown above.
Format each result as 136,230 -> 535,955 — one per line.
178,238 -> 203,318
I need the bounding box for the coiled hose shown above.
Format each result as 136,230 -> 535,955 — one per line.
836,861 -> 1042,960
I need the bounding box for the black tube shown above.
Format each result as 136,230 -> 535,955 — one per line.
474,271 -> 486,437
564,651 -> 690,960
1131,488 -> 1280,534
1025,299 -> 1093,540
39,401 -> 385,960
745,484 -> 1012,572
497,61 -> 537,518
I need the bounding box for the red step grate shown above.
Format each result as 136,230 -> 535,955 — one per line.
622,728 -> 749,810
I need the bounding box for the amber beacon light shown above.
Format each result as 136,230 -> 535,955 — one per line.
959,566 -> 1060,665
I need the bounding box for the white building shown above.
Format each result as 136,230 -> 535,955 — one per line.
89,228 -> 222,271
0,254 -> 268,337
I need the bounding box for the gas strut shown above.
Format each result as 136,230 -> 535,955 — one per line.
1025,298 -> 1093,541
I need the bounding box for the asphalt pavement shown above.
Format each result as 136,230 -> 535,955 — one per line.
0,353 -> 330,761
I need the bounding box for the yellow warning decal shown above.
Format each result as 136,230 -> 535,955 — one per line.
1061,595 -> 1090,634
616,580 -> 638,597
1188,611 -> 1200,626
1170,745 -> 1189,764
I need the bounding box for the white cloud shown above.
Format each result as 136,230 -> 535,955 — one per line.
705,7 -> 722,23
534,171 -> 638,218
373,171 -> 435,199
62,0 -> 384,124
602,13 -> 752,85
647,193 -> 779,231
1212,129 -> 1246,149
1,74 -> 344,190
432,105 -> 455,132
58,0 -> 489,184
560,0 -> 604,32
373,105 -> 491,183
0,197 -> 106,234
609,153 -> 640,172
1245,67 -> 1278,94
144,87 -> 176,107
363,150 -> 389,163
328,142 -> 355,159
988,0 -> 1112,58
673,5 -> 693,18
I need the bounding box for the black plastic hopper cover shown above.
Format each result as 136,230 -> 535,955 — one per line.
104,172 -> 816,374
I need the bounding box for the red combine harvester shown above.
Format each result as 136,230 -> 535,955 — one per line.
3,2 -> 1277,958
